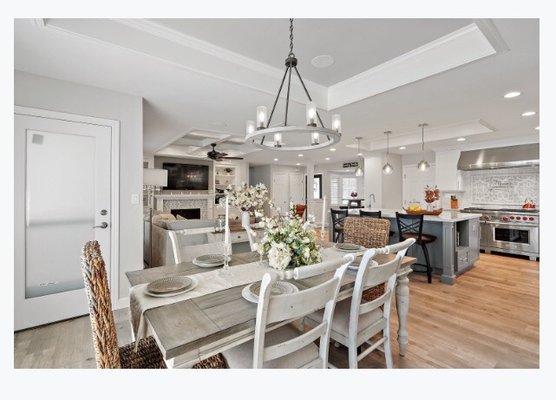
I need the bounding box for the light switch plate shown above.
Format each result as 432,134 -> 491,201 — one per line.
131,194 -> 140,205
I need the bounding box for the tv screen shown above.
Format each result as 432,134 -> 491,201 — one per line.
162,163 -> 209,190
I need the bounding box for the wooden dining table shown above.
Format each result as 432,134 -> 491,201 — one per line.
126,246 -> 417,368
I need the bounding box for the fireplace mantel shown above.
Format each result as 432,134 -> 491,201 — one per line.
154,193 -> 215,219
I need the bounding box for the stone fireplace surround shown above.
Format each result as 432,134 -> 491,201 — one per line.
154,193 -> 215,220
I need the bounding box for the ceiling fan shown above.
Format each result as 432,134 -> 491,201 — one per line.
206,143 -> 244,161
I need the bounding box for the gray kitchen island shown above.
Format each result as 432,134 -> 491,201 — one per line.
331,208 -> 482,284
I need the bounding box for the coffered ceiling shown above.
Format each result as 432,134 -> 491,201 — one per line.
14,18 -> 539,166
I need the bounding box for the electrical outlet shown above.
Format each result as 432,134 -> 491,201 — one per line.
131,194 -> 140,205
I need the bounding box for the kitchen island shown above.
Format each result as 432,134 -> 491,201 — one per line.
331,208 -> 482,284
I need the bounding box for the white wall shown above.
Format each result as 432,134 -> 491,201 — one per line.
381,153 -> 403,208
15,70 -> 143,300
363,156 -> 383,208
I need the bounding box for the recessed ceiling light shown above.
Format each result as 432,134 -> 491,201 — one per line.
535,126 -> 539,130
273,158 -> 278,161
457,137 -> 466,142
311,54 -> 335,68
357,152 -> 363,156
399,146 -> 406,150
325,157 -> 331,161
504,91 -> 521,99
298,153 -> 303,157
522,111 -> 536,117
330,148 -> 336,152
295,163 -> 301,166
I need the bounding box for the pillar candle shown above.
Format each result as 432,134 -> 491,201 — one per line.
321,195 -> 327,236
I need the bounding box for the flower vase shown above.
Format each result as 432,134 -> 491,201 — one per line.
241,211 -> 251,228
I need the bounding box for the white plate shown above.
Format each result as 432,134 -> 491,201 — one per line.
241,281 -> 299,303
147,276 -> 192,294
145,277 -> 198,298
192,255 -> 230,268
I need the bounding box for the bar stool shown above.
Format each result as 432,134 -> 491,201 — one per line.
395,212 -> 436,283
360,210 -> 395,238
330,208 -> 348,243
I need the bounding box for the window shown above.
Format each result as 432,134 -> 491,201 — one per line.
313,174 -> 322,199
330,174 -> 359,206
342,177 -> 358,200
330,176 -> 340,205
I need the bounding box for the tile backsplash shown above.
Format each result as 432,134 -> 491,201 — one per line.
461,166 -> 539,207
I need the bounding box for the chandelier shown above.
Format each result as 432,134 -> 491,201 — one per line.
245,19 -> 342,151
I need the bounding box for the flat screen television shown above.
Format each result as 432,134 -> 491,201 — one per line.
162,163 -> 209,190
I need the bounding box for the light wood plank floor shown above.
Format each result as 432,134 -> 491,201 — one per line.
14,253 -> 539,368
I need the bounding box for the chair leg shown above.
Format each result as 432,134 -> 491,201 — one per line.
383,329 -> 393,369
421,243 -> 432,284
348,344 -> 358,369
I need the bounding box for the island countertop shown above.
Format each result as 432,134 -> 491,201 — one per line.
348,208 -> 482,223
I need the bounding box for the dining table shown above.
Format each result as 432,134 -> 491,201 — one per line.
126,243 -> 417,368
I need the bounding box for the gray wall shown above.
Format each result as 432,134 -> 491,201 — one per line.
15,70 -> 143,299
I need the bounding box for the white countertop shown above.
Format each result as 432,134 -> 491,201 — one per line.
347,208 -> 482,223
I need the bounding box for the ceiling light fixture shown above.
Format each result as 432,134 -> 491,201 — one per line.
417,123 -> 430,172
245,19 -> 341,151
311,54 -> 335,68
399,146 -> 406,150
535,126 -> 539,130
522,111 -> 536,117
274,158 -> 279,161
296,163 -> 301,166
504,91 -> 521,99
354,137 -> 364,177
325,157 -> 331,161
330,148 -> 336,152
298,153 -> 303,157
457,137 -> 466,142
382,131 -> 393,175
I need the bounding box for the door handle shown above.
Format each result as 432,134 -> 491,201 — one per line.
93,222 -> 109,229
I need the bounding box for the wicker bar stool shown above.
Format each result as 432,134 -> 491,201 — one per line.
359,210 -> 395,238
343,217 -> 390,302
80,241 -> 227,369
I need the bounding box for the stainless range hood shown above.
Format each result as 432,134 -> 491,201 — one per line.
457,143 -> 539,170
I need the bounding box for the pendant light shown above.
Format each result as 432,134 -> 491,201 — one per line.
245,19 -> 341,151
417,123 -> 430,172
382,130 -> 393,175
355,137 -> 363,177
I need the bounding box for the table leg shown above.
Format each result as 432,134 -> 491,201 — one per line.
396,273 -> 410,356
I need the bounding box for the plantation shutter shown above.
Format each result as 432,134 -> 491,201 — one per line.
330,176 -> 340,205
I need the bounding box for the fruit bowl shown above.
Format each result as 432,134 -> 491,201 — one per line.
403,207 -> 443,216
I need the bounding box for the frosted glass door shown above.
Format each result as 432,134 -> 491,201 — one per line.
25,130 -> 95,298
15,112 -> 113,330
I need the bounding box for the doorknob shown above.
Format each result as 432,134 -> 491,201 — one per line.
93,222 -> 109,229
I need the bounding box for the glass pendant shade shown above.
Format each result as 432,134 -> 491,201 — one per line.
331,114 -> 341,132
256,106 -> 268,129
355,166 -> 363,177
417,159 -> 430,171
383,162 -> 393,175
245,120 -> 255,136
306,102 -> 317,126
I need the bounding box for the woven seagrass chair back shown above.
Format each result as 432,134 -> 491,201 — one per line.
81,241 -> 121,368
344,216 -> 390,248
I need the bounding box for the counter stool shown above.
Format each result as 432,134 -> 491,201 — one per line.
331,208 -> 348,243
360,210 -> 395,238
395,212 -> 436,283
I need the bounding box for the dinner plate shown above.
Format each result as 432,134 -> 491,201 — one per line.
334,242 -> 365,252
241,281 -> 299,303
147,276 -> 192,294
146,277 -> 198,298
192,254 -> 230,268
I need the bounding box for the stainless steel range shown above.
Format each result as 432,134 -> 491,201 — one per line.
461,207 -> 539,260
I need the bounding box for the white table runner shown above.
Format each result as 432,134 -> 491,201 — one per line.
129,247 -> 354,345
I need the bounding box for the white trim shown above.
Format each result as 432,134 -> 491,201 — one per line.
327,23 -> 497,109
14,106 -> 121,309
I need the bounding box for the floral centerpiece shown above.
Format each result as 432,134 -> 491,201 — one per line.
255,206 -> 322,270
225,182 -> 271,227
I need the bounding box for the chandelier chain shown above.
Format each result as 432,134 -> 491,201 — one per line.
289,18 -> 294,56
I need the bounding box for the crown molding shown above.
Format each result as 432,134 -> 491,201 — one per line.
327,23 -> 498,110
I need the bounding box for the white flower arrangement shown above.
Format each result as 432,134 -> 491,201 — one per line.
256,211 -> 322,270
225,182 -> 271,215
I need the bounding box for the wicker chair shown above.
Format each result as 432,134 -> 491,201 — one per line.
80,240 -> 227,369
343,217 -> 391,302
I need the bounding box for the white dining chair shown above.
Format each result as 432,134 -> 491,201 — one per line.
168,229 -> 230,264
244,225 -> 259,252
222,259 -> 351,368
305,238 -> 415,369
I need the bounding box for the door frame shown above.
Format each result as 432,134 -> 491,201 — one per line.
14,105 -> 121,312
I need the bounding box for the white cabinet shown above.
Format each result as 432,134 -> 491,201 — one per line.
435,150 -> 462,191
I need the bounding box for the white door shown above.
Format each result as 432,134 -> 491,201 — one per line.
289,173 -> 305,204
15,113 -> 113,330
272,173 -> 290,214
402,164 -> 436,206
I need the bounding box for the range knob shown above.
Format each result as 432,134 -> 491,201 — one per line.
529,217 -> 534,221
510,216 -> 515,219
502,216 -> 509,222
516,216 -> 521,220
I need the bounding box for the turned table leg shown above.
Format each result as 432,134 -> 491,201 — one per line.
396,271 -> 411,356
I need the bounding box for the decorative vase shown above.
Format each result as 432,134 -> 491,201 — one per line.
241,211 -> 251,228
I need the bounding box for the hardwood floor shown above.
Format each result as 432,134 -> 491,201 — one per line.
13,253 -> 539,369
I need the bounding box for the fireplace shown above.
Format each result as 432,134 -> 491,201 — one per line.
171,208 -> 201,220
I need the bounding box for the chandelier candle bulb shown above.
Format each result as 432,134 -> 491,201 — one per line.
306,102 -> 317,126
332,114 -> 341,132
311,131 -> 320,145
246,120 -> 255,135
273,133 -> 282,147
256,106 -> 268,129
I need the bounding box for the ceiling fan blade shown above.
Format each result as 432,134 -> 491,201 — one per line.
222,156 -> 244,160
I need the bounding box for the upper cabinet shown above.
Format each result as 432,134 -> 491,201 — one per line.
435,150 -> 463,192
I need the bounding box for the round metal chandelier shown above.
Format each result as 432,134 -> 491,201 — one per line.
245,19 -> 342,151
